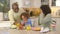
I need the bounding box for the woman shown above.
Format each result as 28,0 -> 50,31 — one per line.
8,2 -> 25,24
39,5 -> 52,32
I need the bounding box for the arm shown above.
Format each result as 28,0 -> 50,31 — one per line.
39,12 -> 44,24
8,10 -> 15,23
41,14 -> 51,24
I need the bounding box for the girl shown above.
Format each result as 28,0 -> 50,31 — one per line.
20,12 -> 32,27
39,5 -> 52,32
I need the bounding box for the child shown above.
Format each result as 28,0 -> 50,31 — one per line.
39,5 -> 52,32
20,12 -> 32,27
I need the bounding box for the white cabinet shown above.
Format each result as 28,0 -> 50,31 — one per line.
10,0 -> 23,8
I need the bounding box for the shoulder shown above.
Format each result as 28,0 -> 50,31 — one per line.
19,8 -> 25,14
46,14 -> 51,17
45,14 -> 51,19
8,9 -> 13,13
8,9 -> 14,14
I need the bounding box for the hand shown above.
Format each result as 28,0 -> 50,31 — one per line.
19,24 -> 24,29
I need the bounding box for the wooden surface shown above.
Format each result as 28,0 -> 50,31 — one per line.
0,29 -> 57,34
0,18 -> 60,34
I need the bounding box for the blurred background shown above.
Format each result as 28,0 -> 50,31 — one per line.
0,0 -> 60,34
0,0 -> 60,21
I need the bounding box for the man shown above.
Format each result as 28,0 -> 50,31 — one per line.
8,2 -> 25,24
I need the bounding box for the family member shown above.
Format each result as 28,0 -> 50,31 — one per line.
20,12 -> 32,26
39,5 -> 52,32
8,2 -> 25,24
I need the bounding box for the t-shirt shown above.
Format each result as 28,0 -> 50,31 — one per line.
8,8 -> 25,23
21,18 -> 32,26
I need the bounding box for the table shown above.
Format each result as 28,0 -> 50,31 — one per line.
0,28 -> 57,34
0,19 -> 60,34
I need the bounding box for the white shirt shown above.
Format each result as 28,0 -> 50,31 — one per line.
8,8 -> 25,23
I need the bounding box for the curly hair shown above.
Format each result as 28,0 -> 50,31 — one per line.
40,5 -> 51,16
20,12 -> 30,20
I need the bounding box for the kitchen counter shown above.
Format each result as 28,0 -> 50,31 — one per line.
0,17 -> 60,34
0,28 -> 57,34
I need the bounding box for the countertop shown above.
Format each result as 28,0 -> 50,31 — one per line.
0,18 -> 60,34
0,28 -> 57,34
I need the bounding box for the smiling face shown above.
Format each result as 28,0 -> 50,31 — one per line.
12,3 -> 19,12
20,12 -> 30,21
21,15 -> 27,21
13,5 -> 19,12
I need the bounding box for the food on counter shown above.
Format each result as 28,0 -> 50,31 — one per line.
11,25 -> 17,29
18,24 -> 24,30
11,24 -> 41,31
16,23 -> 20,27
11,22 -> 41,31
32,27 -> 41,31
13,22 -> 21,27
26,25 -> 31,30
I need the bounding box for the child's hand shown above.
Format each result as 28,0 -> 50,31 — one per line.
21,22 -> 25,26
19,24 -> 24,30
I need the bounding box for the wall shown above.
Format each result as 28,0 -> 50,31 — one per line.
51,7 -> 60,17
10,0 -> 41,8
10,0 -> 23,8
31,0 -> 41,8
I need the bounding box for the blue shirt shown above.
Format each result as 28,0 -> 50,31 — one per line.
21,18 -> 32,26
